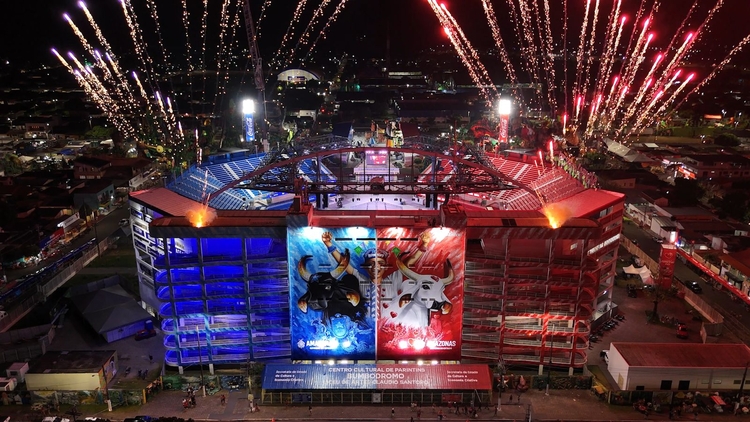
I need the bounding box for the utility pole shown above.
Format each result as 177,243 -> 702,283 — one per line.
197,325 -> 206,397
739,362 -> 749,401
545,337 -> 553,396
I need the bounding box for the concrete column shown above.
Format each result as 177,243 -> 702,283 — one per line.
568,367 -> 574,376
178,365 -> 184,374
538,364 -> 544,375
209,363 -> 215,375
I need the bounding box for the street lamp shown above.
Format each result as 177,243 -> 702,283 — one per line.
242,99 -> 256,145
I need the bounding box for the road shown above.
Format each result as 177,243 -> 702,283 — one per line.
1,206 -> 131,288
621,220 -> 750,336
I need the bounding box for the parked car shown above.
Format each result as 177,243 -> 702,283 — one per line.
119,218 -> 130,226
684,280 -> 702,294
677,323 -> 688,339
135,329 -> 156,341
600,350 -> 610,364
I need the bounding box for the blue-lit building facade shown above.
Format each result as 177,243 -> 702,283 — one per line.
130,145 -> 624,373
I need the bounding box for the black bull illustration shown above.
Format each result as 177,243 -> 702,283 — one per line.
296,249 -> 368,325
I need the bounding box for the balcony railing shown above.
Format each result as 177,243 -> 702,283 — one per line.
508,256 -> 549,264
461,349 -> 499,360
462,333 -> 501,343
208,320 -> 249,330
501,354 -> 541,363
252,334 -> 291,343
463,318 -> 501,328
464,301 -> 504,312
503,338 -> 542,347
504,323 -> 543,331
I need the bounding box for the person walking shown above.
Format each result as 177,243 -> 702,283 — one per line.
417,409 -> 422,420
493,406 -> 498,416
508,394 -> 513,404
308,405 -> 313,416
391,408 -> 396,419
220,394 -> 226,405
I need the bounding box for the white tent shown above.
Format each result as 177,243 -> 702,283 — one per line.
623,264 -> 653,285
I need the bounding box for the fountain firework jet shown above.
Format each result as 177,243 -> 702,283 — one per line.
427,0 -> 749,146
54,0 -> 348,165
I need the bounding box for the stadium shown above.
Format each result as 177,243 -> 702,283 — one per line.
128,130 -> 624,377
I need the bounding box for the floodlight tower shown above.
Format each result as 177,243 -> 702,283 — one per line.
242,99 -> 256,144
242,0 -> 267,139
497,99 -> 512,144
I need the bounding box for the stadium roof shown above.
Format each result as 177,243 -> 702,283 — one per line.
612,343 -> 750,368
131,187 -> 211,217
553,189 -> 624,219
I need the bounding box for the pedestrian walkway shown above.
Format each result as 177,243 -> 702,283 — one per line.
2,388 -> 741,422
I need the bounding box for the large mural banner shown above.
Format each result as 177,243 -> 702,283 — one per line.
287,227 -> 377,360
375,227 -> 465,360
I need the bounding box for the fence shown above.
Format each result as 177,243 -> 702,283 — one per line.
619,237 -> 659,277
261,390 -> 493,405
0,324 -> 55,364
679,286 -> 723,325
0,237 -> 112,333
67,275 -> 120,297
0,292 -> 44,333
38,238 -> 111,297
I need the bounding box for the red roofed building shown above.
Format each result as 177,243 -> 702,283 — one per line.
607,342 -> 750,391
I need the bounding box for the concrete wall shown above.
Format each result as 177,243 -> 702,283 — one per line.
627,367 -> 747,391
606,346 -> 630,390
25,371 -> 103,391
104,320 -> 145,343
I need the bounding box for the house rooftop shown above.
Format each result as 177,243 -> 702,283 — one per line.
612,343 -> 750,368
28,350 -> 116,374
130,187 -> 209,217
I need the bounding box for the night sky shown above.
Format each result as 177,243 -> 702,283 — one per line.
2,0 -> 749,65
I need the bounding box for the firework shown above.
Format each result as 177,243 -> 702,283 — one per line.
431,0 -> 749,145
55,0 -> 349,166
272,0 -> 311,71
304,0 -> 351,63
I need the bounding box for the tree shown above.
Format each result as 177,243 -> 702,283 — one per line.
714,133 -> 740,147
647,284 -> 671,324
698,181 -> 722,205
4,244 -> 41,262
0,154 -> 23,175
719,191 -> 750,222
79,203 -> 94,222
669,178 -> 704,207
582,152 -> 607,170
85,125 -> 114,139
0,200 -> 17,229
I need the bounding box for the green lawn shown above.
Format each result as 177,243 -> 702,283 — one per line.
88,238 -> 136,268
669,126 -> 717,138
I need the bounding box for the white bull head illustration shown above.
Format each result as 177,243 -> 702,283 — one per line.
392,256 -> 455,328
